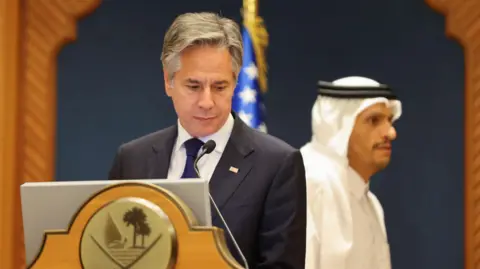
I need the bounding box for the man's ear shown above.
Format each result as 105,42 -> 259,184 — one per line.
164,69 -> 172,97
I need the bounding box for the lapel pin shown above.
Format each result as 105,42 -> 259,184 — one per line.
229,166 -> 239,174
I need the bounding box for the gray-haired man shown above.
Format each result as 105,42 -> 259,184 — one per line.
108,12 -> 307,269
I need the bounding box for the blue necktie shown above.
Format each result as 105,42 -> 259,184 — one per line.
181,138 -> 204,178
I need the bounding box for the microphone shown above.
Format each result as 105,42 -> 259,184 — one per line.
194,139 -> 249,269
193,139 -> 216,173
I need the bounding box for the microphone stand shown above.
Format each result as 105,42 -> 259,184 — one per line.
193,141 -> 250,269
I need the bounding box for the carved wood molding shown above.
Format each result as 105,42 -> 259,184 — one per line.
424,0 -> 480,269
0,0 -> 101,268
21,0 -> 101,183
0,0 -> 22,269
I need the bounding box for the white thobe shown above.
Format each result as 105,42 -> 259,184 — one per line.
347,167 -> 391,269
302,143 -> 391,269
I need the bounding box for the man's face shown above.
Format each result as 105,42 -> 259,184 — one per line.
348,102 -> 397,175
164,46 -> 236,137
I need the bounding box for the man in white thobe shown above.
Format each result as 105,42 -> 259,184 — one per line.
301,76 -> 402,269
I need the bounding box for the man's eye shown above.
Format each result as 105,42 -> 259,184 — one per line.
215,86 -> 226,91
368,117 -> 380,125
187,85 -> 200,90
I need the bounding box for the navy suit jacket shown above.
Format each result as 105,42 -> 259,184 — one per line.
108,114 -> 307,268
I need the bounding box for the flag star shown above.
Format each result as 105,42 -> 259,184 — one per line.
239,86 -> 257,104
244,63 -> 258,80
238,111 -> 253,126
257,122 -> 267,133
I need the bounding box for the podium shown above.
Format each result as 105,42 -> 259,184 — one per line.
22,181 -> 244,269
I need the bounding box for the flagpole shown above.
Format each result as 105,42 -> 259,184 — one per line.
242,0 -> 268,93
243,0 -> 258,26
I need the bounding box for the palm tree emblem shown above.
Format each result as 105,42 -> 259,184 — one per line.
123,207 -> 151,248
83,201 -> 170,269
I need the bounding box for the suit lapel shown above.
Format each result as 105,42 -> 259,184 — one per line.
148,125 -> 177,179
209,116 -> 254,220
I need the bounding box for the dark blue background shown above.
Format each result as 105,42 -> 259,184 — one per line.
56,0 -> 464,268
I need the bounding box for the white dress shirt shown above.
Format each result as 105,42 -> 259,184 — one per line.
347,167 -> 389,269
167,114 -> 234,181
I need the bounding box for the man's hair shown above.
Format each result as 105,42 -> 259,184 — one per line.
161,12 -> 243,83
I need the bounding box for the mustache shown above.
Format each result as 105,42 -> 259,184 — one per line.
373,142 -> 391,149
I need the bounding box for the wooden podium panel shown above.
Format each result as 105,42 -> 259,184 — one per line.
28,182 -> 243,269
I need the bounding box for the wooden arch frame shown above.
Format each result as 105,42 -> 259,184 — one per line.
0,0 -> 103,268
0,0 -> 478,268
424,0 -> 480,268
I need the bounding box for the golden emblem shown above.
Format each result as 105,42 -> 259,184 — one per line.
80,197 -> 177,269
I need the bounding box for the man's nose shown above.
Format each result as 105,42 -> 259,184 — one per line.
386,126 -> 397,141
198,88 -> 214,110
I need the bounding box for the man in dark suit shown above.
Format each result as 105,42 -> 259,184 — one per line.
108,12 -> 306,269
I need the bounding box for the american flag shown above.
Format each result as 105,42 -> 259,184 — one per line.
232,27 -> 267,133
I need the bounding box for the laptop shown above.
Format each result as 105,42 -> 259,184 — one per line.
20,178 -> 212,267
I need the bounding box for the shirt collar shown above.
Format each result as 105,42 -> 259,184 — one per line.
174,113 -> 234,154
347,166 -> 370,200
